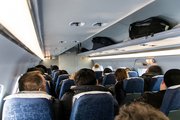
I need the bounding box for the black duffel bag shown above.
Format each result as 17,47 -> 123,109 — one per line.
92,37 -> 116,50
129,17 -> 171,39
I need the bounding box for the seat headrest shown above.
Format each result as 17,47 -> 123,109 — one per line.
72,91 -> 111,104
4,91 -> 52,100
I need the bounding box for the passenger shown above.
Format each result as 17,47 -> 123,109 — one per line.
56,72 -> 76,98
60,68 -> 119,120
111,68 -> 128,106
98,68 -> 112,84
115,102 -> 169,120
51,65 -> 59,71
27,67 -> 55,97
131,69 -> 180,109
125,68 -> 131,72
14,71 -> 61,120
27,67 -> 43,74
36,65 -> 53,82
92,63 -> 101,71
142,65 -> 162,91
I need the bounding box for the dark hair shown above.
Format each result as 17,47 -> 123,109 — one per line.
164,69 -> 180,87
52,65 -> 59,71
26,67 -> 43,74
19,71 -> 45,91
36,65 -> 47,73
57,70 -> 68,76
114,68 -> 129,81
103,68 -> 112,75
148,65 -> 162,75
74,68 -> 96,86
115,102 -> 169,120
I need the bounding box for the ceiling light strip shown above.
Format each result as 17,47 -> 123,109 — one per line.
0,0 -> 44,59
89,49 -> 180,60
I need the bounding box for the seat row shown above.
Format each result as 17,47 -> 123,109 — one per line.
3,85 -> 180,120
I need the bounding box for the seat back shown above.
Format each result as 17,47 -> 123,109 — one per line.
59,79 -> 75,100
160,85 -> 180,116
148,75 -> 163,92
128,71 -> 138,77
52,70 -> 60,86
70,91 -> 114,120
123,77 -> 144,104
2,93 -> 54,120
102,73 -> 116,86
52,70 -> 60,79
55,74 -> 69,93
47,68 -> 52,75
46,81 -> 51,95
95,71 -> 102,79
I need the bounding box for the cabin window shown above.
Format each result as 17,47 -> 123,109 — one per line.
137,68 -> 147,76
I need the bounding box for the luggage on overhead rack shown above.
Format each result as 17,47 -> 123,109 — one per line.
129,17 -> 171,39
92,37 -> 116,50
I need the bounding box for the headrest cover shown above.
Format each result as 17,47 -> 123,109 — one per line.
72,91 -> 111,105
164,69 -> 180,87
4,91 -> 52,100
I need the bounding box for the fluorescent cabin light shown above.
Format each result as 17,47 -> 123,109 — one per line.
89,49 -> 180,60
0,0 -> 44,59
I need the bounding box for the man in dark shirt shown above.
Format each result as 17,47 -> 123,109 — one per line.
132,69 -> 180,109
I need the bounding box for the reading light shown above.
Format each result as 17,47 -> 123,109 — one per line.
92,22 -> 108,27
89,49 -> 180,60
69,22 -> 85,26
0,0 -> 44,59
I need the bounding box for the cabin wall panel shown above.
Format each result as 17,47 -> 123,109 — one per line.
58,50 -> 93,75
0,35 -> 41,115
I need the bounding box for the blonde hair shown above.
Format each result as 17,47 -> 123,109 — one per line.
114,68 -> 128,81
94,63 -> 100,69
69,72 -> 76,79
115,102 -> 169,120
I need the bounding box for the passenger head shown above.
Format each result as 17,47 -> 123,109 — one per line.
69,72 -> 76,79
57,70 -> 68,76
103,68 -> 112,76
19,71 -> 46,92
26,67 -> 43,74
36,65 -> 47,73
74,68 -> 97,86
94,63 -> 100,69
147,65 -> 162,75
125,68 -> 131,72
114,68 -> 129,82
115,102 -> 169,120
52,65 -> 59,71
164,69 -> 180,87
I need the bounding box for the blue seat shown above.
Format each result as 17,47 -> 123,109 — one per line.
128,71 -> 138,77
46,81 -> 51,95
52,70 -> 60,86
148,75 -> 163,92
123,77 -> 144,104
70,91 -> 114,120
55,74 -> 69,93
160,85 -> 180,119
2,94 -> 54,120
47,68 -> 52,75
59,79 -> 75,100
101,73 -> 116,86
51,70 -> 60,79
94,71 -> 102,79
